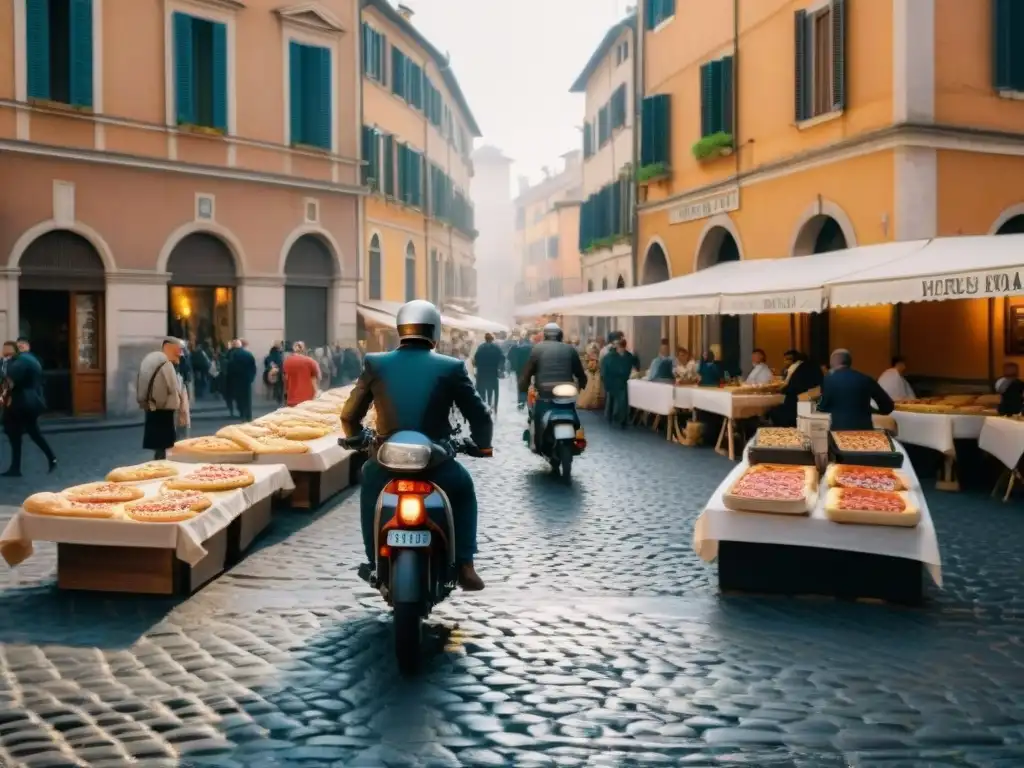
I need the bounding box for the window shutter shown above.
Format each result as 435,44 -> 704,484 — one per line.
656,94 -> 670,164
794,10 -> 808,121
391,47 -> 403,96
361,126 -> 372,185
831,0 -> 846,110
383,134 -> 395,195
640,97 -> 653,165
700,63 -> 713,136
710,60 -> 724,134
289,41 -> 303,143
69,0 -> 93,107
644,0 -> 656,30
380,33 -> 388,86
315,46 -> 332,149
211,21 -> 228,132
720,55 -> 734,134
583,123 -> 592,156
26,0 -> 50,100
360,23 -> 368,73
993,0 -> 1014,90
173,13 -> 195,124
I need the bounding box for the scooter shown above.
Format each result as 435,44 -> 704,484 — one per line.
525,383 -> 586,481
341,428 -> 490,674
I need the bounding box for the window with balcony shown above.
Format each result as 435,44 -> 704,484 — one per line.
610,84 -> 627,131
361,125 -> 380,187
397,143 -> 424,208
794,0 -> 846,122
639,94 -> 671,175
368,235 -> 382,301
598,104 -> 610,146
695,56 -> 733,158
26,0 -> 93,108
361,22 -> 387,85
289,41 -> 332,149
993,0 -> 1024,92
174,12 -> 228,131
645,0 -> 675,30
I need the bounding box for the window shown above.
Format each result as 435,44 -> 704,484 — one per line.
26,0 -> 93,107
405,243 -> 416,301
794,0 -> 846,122
597,104 -> 610,146
516,207 -> 526,230
425,77 -> 443,126
583,122 -> 593,158
699,56 -> 734,137
578,177 -> 631,252
289,41 -> 331,148
645,0 -> 675,30
391,46 -> 406,97
368,235 -> 382,300
640,94 -> 671,166
429,163 -> 453,222
429,249 -> 439,303
397,143 -> 424,208
173,12 -> 228,131
610,84 -> 627,131
452,190 -> 474,236
547,236 -> 559,259
361,125 -> 380,187
994,0 -> 1024,92
390,46 -> 423,108
361,23 -> 387,85
382,133 -> 395,196
620,40 -> 629,63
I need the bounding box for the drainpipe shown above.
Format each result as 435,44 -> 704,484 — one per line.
630,3 -> 642,293
355,1 -> 366,339
732,0 -> 740,181
423,55 -> 431,304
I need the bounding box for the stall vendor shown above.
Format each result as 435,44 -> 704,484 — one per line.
745,349 -> 773,386
675,347 -> 698,380
647,339 -> 676,381
817,349 -> 894,430
697,351 -> 724,387
770,350 -> 822,427
996,362 -> 1024,416
878,355 -> 916,401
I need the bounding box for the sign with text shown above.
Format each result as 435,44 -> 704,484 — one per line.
722,289 -> 826,315
919,270 -> 1024,299
668,187 -> 740,225
831,267 -> 1024,307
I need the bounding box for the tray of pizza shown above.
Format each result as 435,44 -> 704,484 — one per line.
747,427 -> 815,466
169,436 -> 255,464
722,463 -> 819,515
828,429 -> 903,468
824,487 -> 920,527
825,464 -> 912,492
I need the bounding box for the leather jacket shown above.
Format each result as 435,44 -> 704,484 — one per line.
341,342 -> 493,449
518,340 -> 587,397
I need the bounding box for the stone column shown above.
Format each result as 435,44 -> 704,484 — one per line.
105,270 -> 171,416
0,268 -> 20,342
331,276 -> 358,346
236,274 -> 285,364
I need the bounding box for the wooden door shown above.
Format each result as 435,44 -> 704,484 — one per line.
70,291 -> 106,415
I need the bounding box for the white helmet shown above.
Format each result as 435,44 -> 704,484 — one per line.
396,300 -> 441,347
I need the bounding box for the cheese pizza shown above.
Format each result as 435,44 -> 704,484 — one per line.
123,497 -> 197,523
154,488 -> 213,512
825,464 -> 909,492
830,430 -> 892,452
217,426 -> 310,454
23,492 -> 121,519
723,464 -> 818,515
163,464 -> 255,491
62,482 -> 145,504
106,461 -> 179,483
824,487 -> 919,527
174,436 -> 250,454
753,427 -> 806,449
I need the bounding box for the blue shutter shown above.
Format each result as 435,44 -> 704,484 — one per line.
26,0 -> 50,100
289,41 -> 303,143
211,21 -> 228,131
315,45 -> 332,149
173,13 -> 195,124
794,10 -> 808,121
831,0 -> 846,110
69,0 -> 93,108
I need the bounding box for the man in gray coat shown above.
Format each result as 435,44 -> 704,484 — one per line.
138,338 -> 183,459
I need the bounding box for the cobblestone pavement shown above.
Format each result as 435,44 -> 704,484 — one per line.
1,382 -> 1023,767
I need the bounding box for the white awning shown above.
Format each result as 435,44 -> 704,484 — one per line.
357,303 -> 397,329
358,300 -> 499,332
827,234 -> 1024,307
447,313 -> 509,333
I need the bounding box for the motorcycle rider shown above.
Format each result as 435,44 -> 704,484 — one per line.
341,300 -> 493,591
518,322 -> 588,452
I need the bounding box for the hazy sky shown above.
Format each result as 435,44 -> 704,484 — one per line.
405,0 -> 634,184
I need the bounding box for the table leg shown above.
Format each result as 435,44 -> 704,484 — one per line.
1003,470 -> 1021,502
665,411 -> 675,441
727,418 -> 737,461
935,454 -> 960,492
992,469 -> 1010,498
714,419 -> 727,455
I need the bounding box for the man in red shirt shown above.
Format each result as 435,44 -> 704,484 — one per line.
283,341 -> 321,406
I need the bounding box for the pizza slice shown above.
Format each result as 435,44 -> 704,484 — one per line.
155,489 -> 213,512
106,461 -> 179,483
62,482 -> 146,504
825,464 -> 909,492
824,487 -> 919,527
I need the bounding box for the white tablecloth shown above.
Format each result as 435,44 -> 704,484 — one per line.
0,462 -> 295,567
690,388 -> 783,419
251,432 -> 351,472
674,386 -> 696,410
627,380 -> 676,416
891,411 -> 988,455
978,416 -> 1024,469
693,442 -> 942,586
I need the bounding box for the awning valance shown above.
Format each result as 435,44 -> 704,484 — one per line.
358,300 -> 506,333
357,303 -> 397,329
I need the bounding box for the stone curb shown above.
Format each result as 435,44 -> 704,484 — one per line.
40,404 -> 279,435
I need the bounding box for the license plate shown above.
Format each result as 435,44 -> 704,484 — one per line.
386,530 -> 431,547
553,424 -> 576,439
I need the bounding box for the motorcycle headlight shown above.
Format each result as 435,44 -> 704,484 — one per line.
378,442 -> 431,471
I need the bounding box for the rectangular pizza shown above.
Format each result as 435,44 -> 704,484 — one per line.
722,463 -> 819,515
825,464 -> 910,492
824,487 -> 920,527
753,427 -> 806,449
830,430 -> 893,452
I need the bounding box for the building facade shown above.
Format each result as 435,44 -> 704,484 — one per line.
573,14 -> 636,349
471,144 -> 516,325
637,0 -> 1024,381
0,0 -> 362,416
359,0 -> 479,324
513,151 -> 585,336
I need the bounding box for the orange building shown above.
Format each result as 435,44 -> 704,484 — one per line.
637,0 -> 1024,382
0,0 -> 363,415
358,0 -> 479,321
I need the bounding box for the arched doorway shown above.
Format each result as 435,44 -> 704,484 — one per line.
794,215 -> 848,365
996,215 -> 1024,235
636,243 -> 670,368
368,235 -> 383,300
695,227 -> 742,375
404,243 -> 416,301
284,234 -> 335,349
167,233 -> 237,355
18,230 -> 107,414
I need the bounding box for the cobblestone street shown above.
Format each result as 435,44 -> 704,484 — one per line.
1,382 -> 1024,767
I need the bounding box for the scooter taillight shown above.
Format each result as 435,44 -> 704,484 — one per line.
575,439 -> 587,450
385,479 -> 433,495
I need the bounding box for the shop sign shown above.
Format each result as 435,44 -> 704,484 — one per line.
668,187 -> 740,225
920,270 -> 1024,299
723,289 -> 825,314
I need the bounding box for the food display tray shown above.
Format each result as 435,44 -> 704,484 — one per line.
748,442 -> 816,467
828,429 -> 904,468
721,466 -> 818,516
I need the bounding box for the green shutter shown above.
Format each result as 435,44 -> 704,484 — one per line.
794,10 -> 808,121
360,23 -> 368,73
69,0 -> 93,107
173,13 -> 195,124
655,94 -> 670,164
391,47 -> 403,96
383,134 -> 395,195
26,0 -> 50,100
710,60 -> 724,134
721,55 -> 734,134
211,21 -> 228,131
314,45 -> 331,149
640,97 -> 652,165
289,41 -> 303,143
699,64 -> 713,136
583,123 -> 592,157
379,33 -> 388,86
831,0 -> 846,110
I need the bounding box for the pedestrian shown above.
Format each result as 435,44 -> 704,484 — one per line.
341,344 -> 362,385
137,338 -> 183,460
331,343 -> 345,387
600,337 -> 633,429
264,343 -> 284,404
2,337 -> 57,476
473,332 -> 505,412
283,341 -> 321,407
222,339 -> 240,416
509,335 -> 533,409
230,338 -> 258,421
191,343 -> 210,399
175,344 -> 192,438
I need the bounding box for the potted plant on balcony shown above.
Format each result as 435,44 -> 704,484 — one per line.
691,132 -> 734,161
637,161 -> 670,185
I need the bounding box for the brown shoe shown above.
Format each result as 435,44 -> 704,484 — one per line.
458,563 -> 485,591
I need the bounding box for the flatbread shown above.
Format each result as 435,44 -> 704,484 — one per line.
106,461 -> 179,483
23,493 -> 121,519
123,497 -> 197,523
257,409 -> 339,427
266,423 -> 331,441
825,464 -> 909,492
295,399 -> 344,415
824,487 -> 919,527
175,436 -> 248,453
154,489 -> 213,512
163,464 -> 255,491
216,423 -> 274,439
62,482 -> 145,504
218,426 -> 310,454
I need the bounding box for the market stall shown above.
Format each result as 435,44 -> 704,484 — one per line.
690,388 -> 784,460
0,462 -> 294,595
978,416 -> 1024,500
694,432 -> 940,605
625,379 -> 676,438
